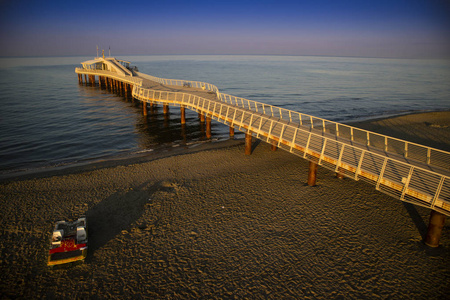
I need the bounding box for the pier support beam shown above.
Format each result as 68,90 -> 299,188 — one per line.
199,112 -> 205,123
229,125 -> 235,138
424,210 -> 446,247
163,104 -> 169,115
307,161 -> 318,186
245,131 -> 253,155
206,116 -> 212,139
180,106 -> 186,124
271,140 -> 278,151
336,167 -> 345,179
143,102 -> 148,116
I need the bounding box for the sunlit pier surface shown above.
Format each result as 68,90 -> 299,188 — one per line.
76,56 -> 449,246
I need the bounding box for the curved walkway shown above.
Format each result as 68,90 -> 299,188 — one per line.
76,59 -> 450,217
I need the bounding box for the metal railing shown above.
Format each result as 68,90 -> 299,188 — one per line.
132,85 -> 450,216
216,92 -> 450,171
136,72 -> 220,98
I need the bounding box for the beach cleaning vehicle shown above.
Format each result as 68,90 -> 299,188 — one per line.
48,216 -> 88,266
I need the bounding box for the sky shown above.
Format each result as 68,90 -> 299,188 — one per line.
0,0 -> 449,59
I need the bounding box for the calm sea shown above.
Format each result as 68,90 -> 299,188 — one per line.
1,55 -> 449,174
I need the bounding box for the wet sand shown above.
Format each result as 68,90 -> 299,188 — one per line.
1,111 -> 449,299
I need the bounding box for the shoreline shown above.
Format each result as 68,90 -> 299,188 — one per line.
1,110 -> 449,183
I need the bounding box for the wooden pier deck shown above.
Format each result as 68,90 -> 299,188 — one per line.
76,57 -> 449,246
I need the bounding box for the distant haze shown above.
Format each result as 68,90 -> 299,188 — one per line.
1,0 -> 449,59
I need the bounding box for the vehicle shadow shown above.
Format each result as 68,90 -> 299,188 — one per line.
85,181 -> 159,260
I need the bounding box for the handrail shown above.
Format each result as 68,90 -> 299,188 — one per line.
131,84 -> 450,216
136,72 -> 220,98
216,92 -> 450,171
76,65 -> 450,173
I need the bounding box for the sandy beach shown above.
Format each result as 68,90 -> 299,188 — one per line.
1,111 -> 449,299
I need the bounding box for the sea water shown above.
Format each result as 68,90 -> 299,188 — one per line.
0,55 -> 449,174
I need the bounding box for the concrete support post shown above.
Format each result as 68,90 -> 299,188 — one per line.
307,161 -> 318,186
229,126 -> 235,137
180,106 -> 186,124
206,116 -> 212,139
271,140 -> 278,151
163,104 -> 169,115
143,102 -> 148,116
424,210 -> 446,247
245,132 -> 252,155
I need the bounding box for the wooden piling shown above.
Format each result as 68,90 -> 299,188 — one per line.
181,106 -> 186,124
336,167 -> 345,179
271,140 -> 278,151
200,113 -> 205,123
307,161 -> 318,186
143,102 -> 148,116
163,104 -> 169,115
206,116 -> 212,139
424,210 -> 446,247
229,126 -> 235,137
245,131 -> 252,155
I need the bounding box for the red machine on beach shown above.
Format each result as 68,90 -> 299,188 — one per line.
48,217 -> 88,266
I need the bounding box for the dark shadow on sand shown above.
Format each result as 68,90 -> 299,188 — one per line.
402,202 -> 427,240
85,181 -> 160,260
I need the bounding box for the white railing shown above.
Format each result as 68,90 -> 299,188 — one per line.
136,72 -> 220,98
216,92 -> 450,171
132,84 -> 450,216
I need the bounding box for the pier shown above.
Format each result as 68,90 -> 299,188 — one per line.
76,57 -> 450,246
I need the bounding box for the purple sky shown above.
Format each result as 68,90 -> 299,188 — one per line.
1,0 -> 449,58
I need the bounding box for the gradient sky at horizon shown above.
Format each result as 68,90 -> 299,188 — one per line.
1,0 -> 449,58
